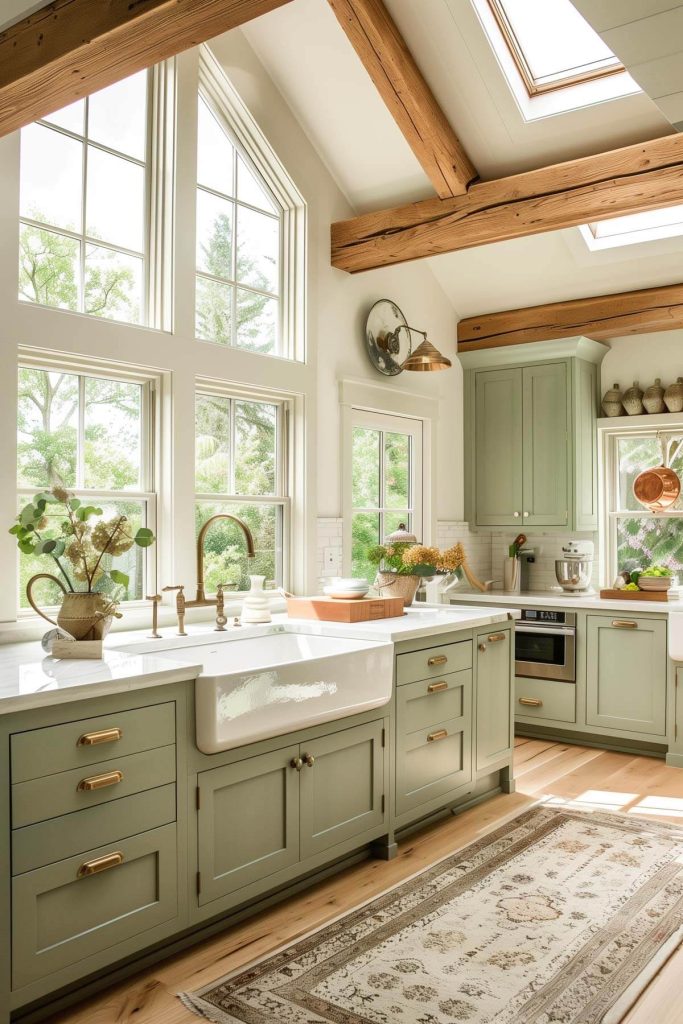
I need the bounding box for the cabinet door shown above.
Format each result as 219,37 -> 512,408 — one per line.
586,616 -> 667,736
197,746 -> 300,906
474,368 -> 523,526
522,362 -> 569,527
299,721 -> 384,861
476,629 -> 512,771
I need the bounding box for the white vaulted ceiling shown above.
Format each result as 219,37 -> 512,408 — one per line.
572,1 -> 683,131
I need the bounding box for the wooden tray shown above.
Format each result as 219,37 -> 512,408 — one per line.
599,589 -> 669,602
286,596 -> 404,622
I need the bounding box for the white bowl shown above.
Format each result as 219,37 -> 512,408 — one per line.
324,585 -> 369,600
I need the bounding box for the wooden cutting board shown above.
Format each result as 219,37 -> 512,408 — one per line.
599,589 -> 669,602
286,596 -> 405,622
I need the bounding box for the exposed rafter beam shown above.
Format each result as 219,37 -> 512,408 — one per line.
331,133 -> 683,273
458,282 -> 683,351
0,0 -> 294,138
327,0 -> 477,198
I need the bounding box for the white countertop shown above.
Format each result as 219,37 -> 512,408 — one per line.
0,605 -> 517,715
446,589 -> 682,615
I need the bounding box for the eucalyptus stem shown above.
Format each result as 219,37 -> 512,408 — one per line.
33,528 -> 75,591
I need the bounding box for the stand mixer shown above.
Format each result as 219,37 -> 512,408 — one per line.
554,540 -> 594,593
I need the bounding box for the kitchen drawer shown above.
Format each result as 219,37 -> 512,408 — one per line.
396,716 -> 472,816
515,678 -> 576,723
11,702 -> 175,783
396,641 -> 472,686
12,745 -> 176,829
12,783 -> 176,875
12,822 -> 178,990
397,671 -> 468,735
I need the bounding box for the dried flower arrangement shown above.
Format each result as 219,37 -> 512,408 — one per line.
367,540 -> 465,578
10,485 -> 155,607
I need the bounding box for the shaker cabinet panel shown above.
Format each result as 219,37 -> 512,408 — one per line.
475,629 -> 513,771
522,362 -> 569,527
586,616 -> 667,737
299,721 -> 385,860
474,368 -> 523,526
197,746 -> 300,906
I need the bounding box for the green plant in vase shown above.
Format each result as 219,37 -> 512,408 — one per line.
10,485 -> 155,640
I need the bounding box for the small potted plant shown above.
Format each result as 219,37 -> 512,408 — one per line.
10,486 -> 155,640
367,524 -> 464,605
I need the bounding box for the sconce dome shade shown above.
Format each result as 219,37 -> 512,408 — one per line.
402,337 -> 452,372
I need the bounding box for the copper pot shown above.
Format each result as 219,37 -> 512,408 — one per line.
633,466 -> 681,512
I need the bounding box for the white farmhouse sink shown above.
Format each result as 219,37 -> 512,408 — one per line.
158,631 -> 393,753
669,611 -> 683,661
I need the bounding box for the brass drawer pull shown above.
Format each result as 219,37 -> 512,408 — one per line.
428,655 -> 448,667
77,727 -> 122,747
488,633 -> 506,643
427,729 -> 448,742
612,620 -> 637,629
77,851 -> 124,878
427,681 -> 448,694
519,697 -> 543,707
77,770 -> 123,792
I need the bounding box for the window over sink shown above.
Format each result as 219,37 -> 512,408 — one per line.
603,428 -> 683,581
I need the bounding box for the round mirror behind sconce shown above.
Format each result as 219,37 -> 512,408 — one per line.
365,299 -> 410,376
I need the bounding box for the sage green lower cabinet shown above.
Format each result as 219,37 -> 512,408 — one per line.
586,615 -> 667,737
196,746 -> 300,906
300,720 -> 384,859
396,671 -> 472,817
12,822 -> 178,990
475,629 -> 513,771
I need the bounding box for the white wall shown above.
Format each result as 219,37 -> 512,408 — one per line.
209,29 -> 461,528
601,330 -> 683,395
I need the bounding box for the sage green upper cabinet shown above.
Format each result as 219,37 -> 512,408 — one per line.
586,615 -> 667,737
474,367 -> 523,526
462,338 -> 607,531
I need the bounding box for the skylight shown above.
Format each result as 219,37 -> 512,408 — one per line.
580,206 -> 683,251
487,0 -> 623,95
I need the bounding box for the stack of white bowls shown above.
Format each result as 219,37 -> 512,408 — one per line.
323,578 -> 369,599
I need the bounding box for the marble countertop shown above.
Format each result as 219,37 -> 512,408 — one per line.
0,605 -> 517,714
446,589 -> 681,615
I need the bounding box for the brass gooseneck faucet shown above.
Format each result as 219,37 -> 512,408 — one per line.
163,514 -> 256,634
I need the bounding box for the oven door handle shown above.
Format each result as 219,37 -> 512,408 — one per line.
515,625 -> 576,636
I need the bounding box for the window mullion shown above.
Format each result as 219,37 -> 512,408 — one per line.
77,375 -> 86,488
229,397 -> 236,495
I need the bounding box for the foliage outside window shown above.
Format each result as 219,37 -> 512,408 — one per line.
195,391 -> 287,592
608,432 -> 683,578
487,0 -> 622,95
19,71 -> 149,325
17,365 -> 155,609
195,95 -> 282,354
350,412 -> 422,582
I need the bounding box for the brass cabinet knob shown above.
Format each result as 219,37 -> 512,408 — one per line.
302,753 -> 315,768
290,757 -> 303,772
478,643 -> 486,652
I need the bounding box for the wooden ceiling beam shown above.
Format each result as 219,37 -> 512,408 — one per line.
331,132 -> 683,273
0,0 -> 294,138
327,0 -> 477,197
457,282 -> 683,351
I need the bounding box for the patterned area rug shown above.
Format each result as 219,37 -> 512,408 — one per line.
180,807 -> 683,1024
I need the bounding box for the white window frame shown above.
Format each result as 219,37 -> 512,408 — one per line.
343,407 -> 426,577
600,417 -> 683,584
16,349 -> 159,615
197,46 -> 306,362
194,377 -> 291,594
19,65 -> 176,331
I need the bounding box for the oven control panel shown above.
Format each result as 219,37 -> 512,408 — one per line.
519,608 -> 576,626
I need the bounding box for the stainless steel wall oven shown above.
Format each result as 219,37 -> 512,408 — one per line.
515,609 -> 576,683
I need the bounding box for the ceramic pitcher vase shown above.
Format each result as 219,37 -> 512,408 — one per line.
26,573 -> 116,640
241,574 -> 272,624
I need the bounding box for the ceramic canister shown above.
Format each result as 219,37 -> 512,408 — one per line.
622,381 -> 644,416
643,378 -> 666,414
665,377 -> 683,413
601,383 -> 623,417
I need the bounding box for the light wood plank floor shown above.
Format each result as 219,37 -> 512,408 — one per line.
44,739 -> 683,1024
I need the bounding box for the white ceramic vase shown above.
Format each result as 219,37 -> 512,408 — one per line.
241,574 -> 272,624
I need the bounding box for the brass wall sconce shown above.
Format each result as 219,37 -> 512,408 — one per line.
365,299 -> 452,375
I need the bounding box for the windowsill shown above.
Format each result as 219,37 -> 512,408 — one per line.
1,596 -> 288,646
